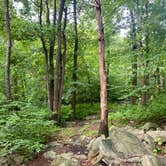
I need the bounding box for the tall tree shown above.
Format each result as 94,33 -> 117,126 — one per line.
4,0 -> 12,101
71,0 -> 78,119
130,9 -> 137,105
94,0 -> 108,137
53,0 -> 65,123
38,0 -> 57,110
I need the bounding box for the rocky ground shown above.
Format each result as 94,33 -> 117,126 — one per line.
0,117 -> 166,166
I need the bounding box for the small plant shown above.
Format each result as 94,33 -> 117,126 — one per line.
153,137 -> 166,156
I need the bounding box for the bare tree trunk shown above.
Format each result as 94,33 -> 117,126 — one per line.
58,7 -> 67,115
106,50 -> 110,100
71,0 -> 78,120
53,0 -> 65,123
94,0 -> 108,137
4,0 -> 12,101
141,1 -> 149,105
39,0 -> 57,111
130,10 -> 137,105
39,0 -> 52,110
47,0 -> 56,111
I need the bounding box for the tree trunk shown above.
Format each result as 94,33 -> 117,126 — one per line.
106,50 -> 110,100
53,0 -> 65,123
71,0 -> 78,120
39,0 -> 52,110
94,0 -> 108,137
4,0 -> 12,100
4,0 -> 12,101
130,10 -> 137,105
47,0 -> 56,111
141,1 -> 149,105
58,7 -> 67,116
39,0 -> 57,111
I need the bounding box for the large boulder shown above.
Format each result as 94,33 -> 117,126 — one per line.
141,155 -> 166,166
88,127 -> 148,165
109,127 -> 147,157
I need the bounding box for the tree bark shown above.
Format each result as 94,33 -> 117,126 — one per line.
47,0 -> 56,111
71,0 -> 78,120
39,0 -> 56,111
53,0 -> 65,123
141,1 -> 149,105
94,0 -> 108,137
130,10 -> 137,105
4,0 -> 12,101
39,0 -> 52,110
58,7 -> 67,113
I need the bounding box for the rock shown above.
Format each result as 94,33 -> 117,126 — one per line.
142,122 -> 159,131
145,130 -> 166,146
88,135 -> 105,159
109,127 -> 147,157
140,134 -> 155,151
0,157 -> 7,166
43,150 -> 56,160
88,128 -> 148,165
48,141 -> 62,147
51,153 -> 80,166
141,155 -> 161,166
74,154 -> 87,160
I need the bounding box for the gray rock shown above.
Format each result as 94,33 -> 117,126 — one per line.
88,127 -> 148,165
74,154 -> 87,160
109,127 -> 147,157
43,150 -> 56,160
99,139 -> 123,159
51,153 -> 80,166
48,141 -> 62,147
142,122 -> 159,131
141,134 -> 155,151
88,135 -> 105,160
141,155 -> 161,166
147,130 -> 166,144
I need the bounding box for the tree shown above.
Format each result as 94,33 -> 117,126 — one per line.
53,0 -> 66,123
38,0 -> 56,110
130,9 -> 137,105
94,0 -> 108,137
4,0 -> 12,101
71,0 -> 78,119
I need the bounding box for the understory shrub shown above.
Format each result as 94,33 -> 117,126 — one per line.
0,101 -> 57,158
108,93 -> 166,125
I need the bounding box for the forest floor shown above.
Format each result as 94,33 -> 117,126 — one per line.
25,116 -> 166,166
26,116 -> 100,166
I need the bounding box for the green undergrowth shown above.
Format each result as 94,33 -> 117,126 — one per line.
59,120 -> 99,139
61,103 -> 113,122
0,101 -> 58,158
61,103 -> 101,121
109,93 -> 166,126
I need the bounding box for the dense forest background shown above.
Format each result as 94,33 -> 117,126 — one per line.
0,0 -> 165,161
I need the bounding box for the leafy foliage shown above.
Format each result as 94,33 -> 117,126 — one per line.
109,93 -> 166,126
0,101 -> 57,157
